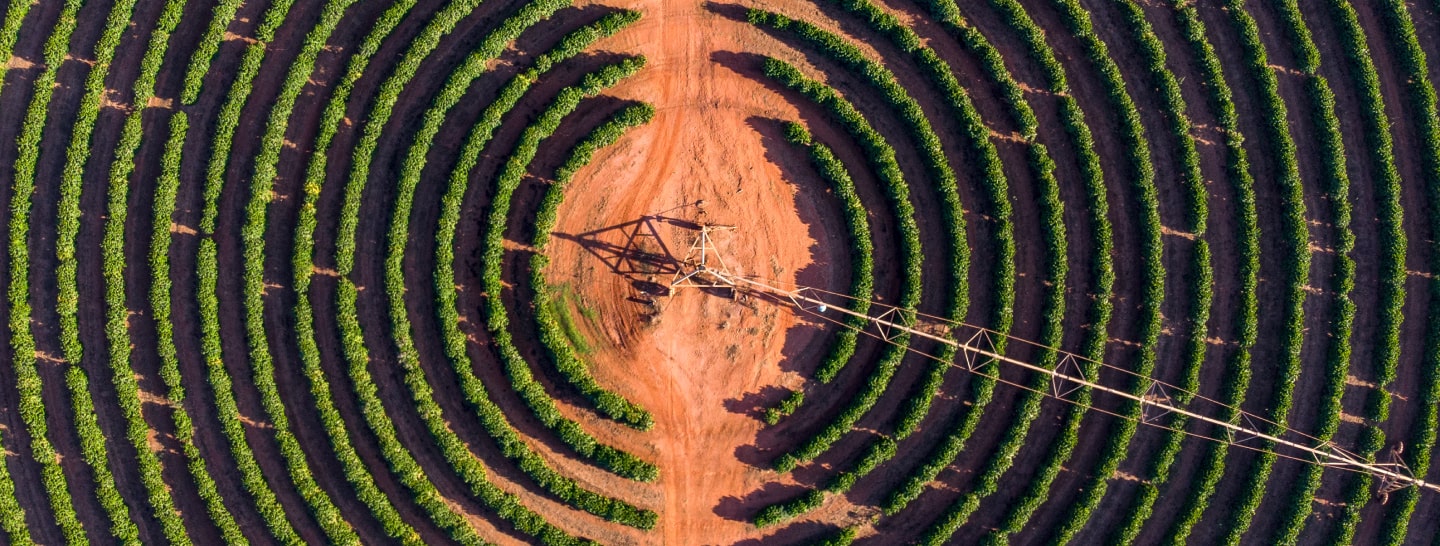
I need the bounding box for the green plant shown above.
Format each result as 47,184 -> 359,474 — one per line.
190,0 -> 316,542
757,58 -> 920,473
8,1 -> 104,542
1161,0 -> 1262,541
386,7 -> 654,527
476,56 -> 657,531
179,0 -> 244,104
148,113 -> 247,545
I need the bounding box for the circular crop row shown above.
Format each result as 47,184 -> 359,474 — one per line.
0,0 -> 1435,544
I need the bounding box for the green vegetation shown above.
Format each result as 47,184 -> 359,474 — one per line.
1101,0 -> 1212,542
477,55 -> 656,531
1207,1 -> 1311,541
8,1 -> 103,542
191,0 -> 312,542
149,113 -> 248,544
1163,0 -> 1262,541
1344,0 -> 1440,542
243,0 -> 426,542
1266,0 -> 1355,542
180,0 -> 244,104
388,6 -> 654,525
428,9 -> 659,482
199,0 -> 360,541
757,58 -> 921,474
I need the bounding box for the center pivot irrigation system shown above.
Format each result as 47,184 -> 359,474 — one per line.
646,211 -> 1439,500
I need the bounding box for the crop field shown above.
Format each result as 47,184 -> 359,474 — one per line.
0,0 -> 1438,544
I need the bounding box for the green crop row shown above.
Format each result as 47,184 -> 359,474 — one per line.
1264,0 -> 1356,543
909,0 -> 1114,540
178,0 -> 244,104
384,8 -> 655,526
429,12 -> 656,480
148,113 -> 248,545
530,102 -> 658,423
757,58 -> 920,473
1208,1 -> 1311,541
746,122 -> 879,526
199,0 -> 359,541
527,80 -> 654,430
789,1 -> 1059,538
939,0 -> 1120,542
1350,0 -> 1440,542
883,0 -> 1109,529
0,14 -> 31,531
762,122 -> 872,427
1099,0 -> 1213,542
804,0 -> 1003,441
764,5 -> 976,429
750,7 -> 982,499
335,0 -> 483,277
287,1 -> 501,543
813,526 -> 857,546
763,389 -> 807,426
750,9 -> 945,403
7,0 -> 98,542
190,0 -> 311,542
196,239 -> 306,546
1162,0 -> 1262,541
93,0 -> 221,542
476,56 -> 658,531
325,48 -> 628,546
240,0 -> 431,542
451,14 -> 659,432
51,0 -> 147,542
425,10 -> 659,482
1030,1 -> 1168,543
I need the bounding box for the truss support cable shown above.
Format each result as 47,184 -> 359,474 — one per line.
714,274 -> 1440,495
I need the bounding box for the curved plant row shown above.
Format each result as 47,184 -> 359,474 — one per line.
746,6 -> 997,524
1264,0 -> 1356,542
756,58 -> 921,474
449,11 -> 654,433
386,5 -> 654,526
240,0 -> 429,542
191,0 -> 312,542
914,0 -> 1117,541
1309,2 -> 1398,545
475,55 -> 655,538
198,0 -> 362,541
148,113 -> 248,545
179,0 -> 244,104
1357,0 -> 1440,543
771,0 -> 981,437
809,0 -> 1000,443
429,10 -> 660,482
94,0 -> 231,541
909,0 -> 1113,541
749,121 -> 882,527
753,120 -> 872,427
54,0 -> 150,541
1206,1 -> 1311,541
1012,0 -> 1169,543
760,0 -> 1063,537
7,0 -> 102,542
922,0 -> 1162,540
530,104 -> 660,423
334,0 -> 642,489
1101,0 -> 1212,543
1163,0 -> 1262,541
